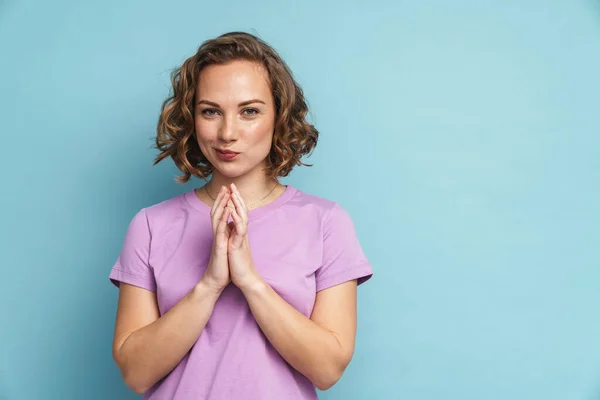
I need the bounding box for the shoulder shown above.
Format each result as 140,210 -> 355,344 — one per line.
285,186 -> 350,224
287,185 -> 335,210
143,191 -> 189,216
128,191 -> 192,234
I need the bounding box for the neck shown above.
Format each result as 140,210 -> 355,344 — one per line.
206,167 -> 278,205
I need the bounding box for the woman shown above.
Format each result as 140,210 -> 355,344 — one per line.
109,31 -> 373,399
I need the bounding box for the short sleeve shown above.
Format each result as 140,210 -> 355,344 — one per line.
108,208 -> 157,292
315,203 -> 373,292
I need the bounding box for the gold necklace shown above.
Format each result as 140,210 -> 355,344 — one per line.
204,182 -> 279,208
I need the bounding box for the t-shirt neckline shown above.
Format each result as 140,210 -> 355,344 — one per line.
184,184 -> 297,220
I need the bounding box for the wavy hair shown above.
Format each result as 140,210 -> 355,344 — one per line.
154,31 -> 319,183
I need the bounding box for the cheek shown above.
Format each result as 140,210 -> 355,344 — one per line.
195,120 -> 210,139
195,121 -> 217,149
246,120 -> 274,144
245,131 -> 273,159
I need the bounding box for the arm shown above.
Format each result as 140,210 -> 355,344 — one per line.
112,186 -> 233,394
240,279 -> 358,390
112,279 -> 222,394
225,183 -> 363,390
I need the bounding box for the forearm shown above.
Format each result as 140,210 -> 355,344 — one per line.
116,280 -> 222,393
240,280 -> 348,390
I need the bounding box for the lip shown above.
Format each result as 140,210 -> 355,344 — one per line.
215,148 -> 239,161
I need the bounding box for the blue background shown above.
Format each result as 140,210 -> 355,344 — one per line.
1,0 -> 599,399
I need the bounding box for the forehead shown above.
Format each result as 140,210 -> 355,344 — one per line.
196,60 -> 272,101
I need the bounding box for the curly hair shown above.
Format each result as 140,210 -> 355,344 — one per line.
154,31 -> 319,183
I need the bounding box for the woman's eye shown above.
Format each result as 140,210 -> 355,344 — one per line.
201,109 -> 218,116
200,108 -> 258,117
242,108 -> 259,116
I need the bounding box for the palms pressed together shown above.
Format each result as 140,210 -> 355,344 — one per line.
205,183 -> 261,292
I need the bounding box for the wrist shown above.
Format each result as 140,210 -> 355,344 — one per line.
196,277 -> 226,298
238,275 -> 268,296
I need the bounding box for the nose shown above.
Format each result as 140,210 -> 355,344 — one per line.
217,114 -> 238,143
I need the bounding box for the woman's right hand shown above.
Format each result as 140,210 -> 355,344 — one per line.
200,185 -> 231,292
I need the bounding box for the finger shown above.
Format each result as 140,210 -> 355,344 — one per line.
212,192 -> 230,228
231,207 -> 247,236
226,198 -> 235,213
216,207 -> 231,235
231,191 -> 248,224
210,186 -> 226,218
230,183 -> 247,212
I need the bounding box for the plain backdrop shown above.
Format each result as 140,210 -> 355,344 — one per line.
1,0 -> 599,399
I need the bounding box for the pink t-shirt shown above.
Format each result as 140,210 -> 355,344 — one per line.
109,185 -> 373,399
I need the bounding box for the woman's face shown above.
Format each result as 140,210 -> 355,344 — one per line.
194,60 -> 276,179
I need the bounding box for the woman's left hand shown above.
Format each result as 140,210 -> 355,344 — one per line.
227,183 -> 262,290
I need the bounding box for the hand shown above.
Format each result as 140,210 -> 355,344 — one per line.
200,186 -> 231,293
227,183 -> 262,291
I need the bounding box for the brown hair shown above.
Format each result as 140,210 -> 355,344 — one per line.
154,31 -> 319,183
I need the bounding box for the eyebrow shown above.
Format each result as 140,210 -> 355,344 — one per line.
196,99 -> 266,107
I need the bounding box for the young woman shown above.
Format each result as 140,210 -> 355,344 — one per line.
109,31 -> 373,399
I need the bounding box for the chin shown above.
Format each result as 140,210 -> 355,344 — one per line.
211,163 -> 250,179
211,160 -> 267,179
217,170 -> 246,179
